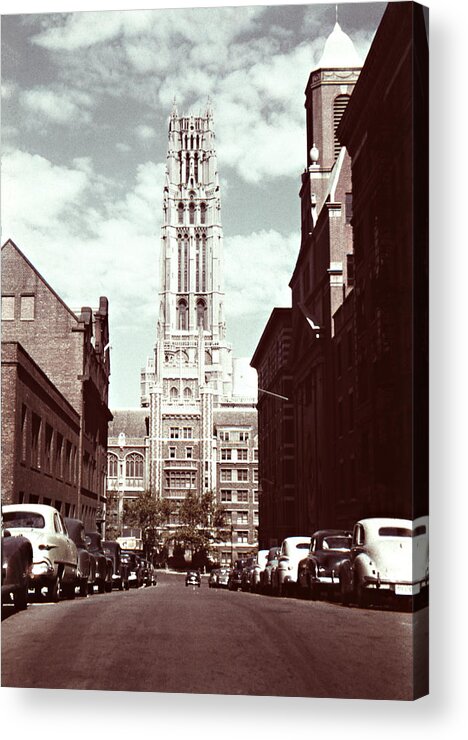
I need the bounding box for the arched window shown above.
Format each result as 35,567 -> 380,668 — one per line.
178,299 -> 188,330
184,387 -> 192,399
196,299 -> 207,329
189,203 -> 195,224
107,453 -> 118,478
200,203 -> 206,224
178,203 -> 184,224
170,386 -> 178,400
126,453 -> 143,479
333,95 -> 350,159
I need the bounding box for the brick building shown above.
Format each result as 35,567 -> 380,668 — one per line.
1,239 -> 112,527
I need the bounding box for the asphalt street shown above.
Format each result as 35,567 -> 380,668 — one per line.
1,572 -> 428,699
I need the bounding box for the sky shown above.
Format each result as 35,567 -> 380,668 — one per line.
1,0 -> 386,408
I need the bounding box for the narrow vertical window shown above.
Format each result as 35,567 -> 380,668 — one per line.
178,299 -> 188,330
333,95 -> 350,159
20,295 -> 35,320
200,203 -> 206,224
2,295 -> 15,320
178,203 -> 184,224
189,203 -> 195,225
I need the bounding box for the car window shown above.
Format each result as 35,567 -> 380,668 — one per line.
378,527 -> 412,537
322,536 -> 352,551
3,511 -> 45,528
296,542 -> 309,549
414,525 -> 427,536
354,523 -> 365,546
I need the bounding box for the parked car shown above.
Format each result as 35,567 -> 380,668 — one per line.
216,567 -> 230,589
240,556 -> 257,591
208,568 -> 220,588
139,558 -> 157,587
102,540 -> 129,590
297,530 -> 352,600
242,550 -> 269,592
1,529 -> 33,611
260,547 -> 280,595
120,551 -> 144,588
185,570 -> 201,587
228,559 -> 247,591
2,504 -> 78,602
85,531 -> 113,593
339,517 -> 430,608
65,517 -> 96,597
271,536 -> 311,596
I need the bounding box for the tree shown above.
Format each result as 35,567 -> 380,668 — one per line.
124,491 -> 172,560
170,491 -> 228,568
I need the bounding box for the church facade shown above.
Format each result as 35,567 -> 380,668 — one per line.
107,105 -> 258,565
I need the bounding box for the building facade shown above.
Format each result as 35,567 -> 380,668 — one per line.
107,104 -> 258,563
1,239 -> 112,527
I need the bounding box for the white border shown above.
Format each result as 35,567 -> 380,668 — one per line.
1,0 -> 467,736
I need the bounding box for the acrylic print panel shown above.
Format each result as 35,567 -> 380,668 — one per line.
1,0 -> 428,701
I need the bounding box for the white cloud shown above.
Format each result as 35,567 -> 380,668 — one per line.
135,124 -> 156,141
20,87 -> 93,125
224,229 -> 298,318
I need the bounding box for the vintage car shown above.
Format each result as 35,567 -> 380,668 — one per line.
102,540 -> 130,590
85,531 -> 113,593
260,547 -> 280,595
120,551 -> 144,588
228,559 -> 247,591
271,536 -> 311,596
185,570 -> 201,587
1,529 -> 33,611
65,517 -> 96,596
339,517 -> 430,608
297,530 -> 352,600
240,556 -> 257,591
2,504 -> 77,601
139,558 -> 157,587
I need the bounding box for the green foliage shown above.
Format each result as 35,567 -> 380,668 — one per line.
170,491 -> 228,563
124,490 -> 172,556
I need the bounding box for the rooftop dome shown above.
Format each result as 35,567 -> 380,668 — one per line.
317,22 -> 362,69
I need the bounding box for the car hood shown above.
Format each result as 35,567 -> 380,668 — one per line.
316,551 -> 350,569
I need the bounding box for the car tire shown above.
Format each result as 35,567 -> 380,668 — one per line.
340,577 -> 351,606
48,574 -> 62,603
356,580 -> 369,609
98,580 -> 105,594
14,585 -> 28,611
62,582 -> 76,600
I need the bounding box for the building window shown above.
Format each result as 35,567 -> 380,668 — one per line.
237,531 -> 249,544
236,490 -> 249,502
177,299 -> 188,330
66,441 -> 72,481
237,469 -> 248,482
169,447 -> 176,459
184,387 -> 192,399
170,386 -> 178,400
253,469 -> 258,482
236,511 -> 248,524
347,253 -> 355,287
237,448 -> 248,461
219,431 -> 230,441
221,490 -> 232,502
253,449 -> 258,461
189,202 -> 195,224
253,490 -> 259,502
239,431 -> 249,441
182,427 -> 193,439
220,469 -> 232,482
126,453 -> 143,479
107,453 -> 118,477
196,299 -> 206,329
170,427 -> 180,439
345,192 -> 353,224
2,295 -> 15,320
165,470 -> 195,489
200,203 -> 206,224
333,95 -> 350,159
178,203 -> 184,224
253,511 -> 259,525
55,433 -> 63,478
20,295 -> 35,320
221,449 -> 232,461
44,424 -> 53,474
186,447 -> 193,459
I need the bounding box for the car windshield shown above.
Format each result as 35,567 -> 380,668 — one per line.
3,511 -> 45,529
378,527 -> 412,537
322,536 -> 352,551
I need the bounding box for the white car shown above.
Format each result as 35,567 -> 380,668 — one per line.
271,536 -> 311,596
2,504 -> 78,602
339,517 -> 429,608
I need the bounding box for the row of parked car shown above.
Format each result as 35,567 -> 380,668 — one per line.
1,503 -> 157,611
225,516 -> 429,609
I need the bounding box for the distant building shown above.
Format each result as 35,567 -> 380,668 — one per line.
1,239 -> 112,527
107,105 -> 258,563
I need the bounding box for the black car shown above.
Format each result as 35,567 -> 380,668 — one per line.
228,559 -> 247,591
85,531 -> 113,593
65,518 -> 96,597
185,570 -> 201,587
102,540 -> 129,590
120,551 -> 144,588
1,530 -> 33,611
297,530 -> 352,600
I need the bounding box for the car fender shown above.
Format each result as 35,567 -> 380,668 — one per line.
353,553 -> 373,586
339,560 -> 353,593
